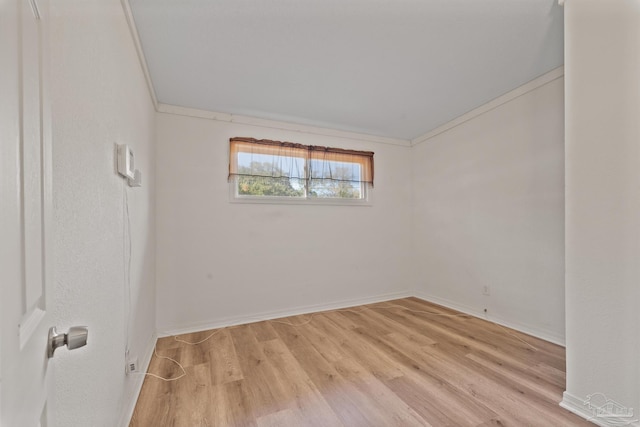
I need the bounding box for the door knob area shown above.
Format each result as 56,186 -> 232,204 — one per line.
48,326 -> 88,358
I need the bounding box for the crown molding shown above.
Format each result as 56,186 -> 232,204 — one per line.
121,0 -> 560,149
411,66 -> 565,146
157,103 -> 412,147
121,0 -> 159,110
119,0 -> 410,148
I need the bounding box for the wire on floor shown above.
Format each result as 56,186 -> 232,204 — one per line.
144,302 -> 538,381
170,303 -> 532,350
132,345 -> 187,382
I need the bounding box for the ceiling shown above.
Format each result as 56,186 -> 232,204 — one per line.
128,0 -> 563,141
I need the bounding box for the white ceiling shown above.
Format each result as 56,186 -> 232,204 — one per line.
128,0 -> 563,141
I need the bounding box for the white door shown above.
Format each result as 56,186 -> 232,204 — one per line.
1,0 -> 56,425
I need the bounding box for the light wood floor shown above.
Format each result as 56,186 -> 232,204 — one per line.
130,298 -> 592,426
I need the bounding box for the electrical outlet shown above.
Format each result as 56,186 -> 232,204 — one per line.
482,285 -> 491,296
126,357 -> 139,375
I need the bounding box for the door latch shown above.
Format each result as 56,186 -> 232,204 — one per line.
48,326 -> 88,358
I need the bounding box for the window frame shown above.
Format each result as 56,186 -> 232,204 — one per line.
228,137 -> 374,206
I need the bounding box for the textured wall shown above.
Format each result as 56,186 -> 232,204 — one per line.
412,77 -> 566,344
563,0 -> 640,420
49,0 -> 156,425
155,113 -> 413,334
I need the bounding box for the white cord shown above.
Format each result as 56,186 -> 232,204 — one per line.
125,189 -> 132,342
132,345 -> 187,382
123,179 -> 189,382
171,303 -> 510,342
173,328 -> 224,345
123,182 -> 132,353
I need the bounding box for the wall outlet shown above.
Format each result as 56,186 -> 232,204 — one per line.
126,356 -> 139,375
482,285 -> 491,296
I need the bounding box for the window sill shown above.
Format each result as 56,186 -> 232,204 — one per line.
229,192 -> 373,207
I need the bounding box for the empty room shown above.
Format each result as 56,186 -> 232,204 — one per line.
2,0 -> 639,426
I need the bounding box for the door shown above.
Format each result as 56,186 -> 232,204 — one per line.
1,0 -> 54,425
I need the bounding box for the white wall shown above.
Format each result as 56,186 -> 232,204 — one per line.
155,113 -> 412,334
562,0 -> 640,422
411,77 -> 566,344
49,1 -> 156,425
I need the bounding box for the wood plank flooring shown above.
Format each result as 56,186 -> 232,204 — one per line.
129,298 -> 592,426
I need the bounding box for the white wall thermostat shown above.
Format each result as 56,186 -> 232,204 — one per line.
117,144 -> 136,179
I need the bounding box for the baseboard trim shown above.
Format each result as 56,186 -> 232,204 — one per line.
158,290 -> 565,347
412,291 -> 565,347
118,332 -> 157,427
560,392 -> 596,426
158,290 -> 413,337
561,391 -> 640,427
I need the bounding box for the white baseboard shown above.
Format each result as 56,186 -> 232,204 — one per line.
158,290 -> 565,347
412,291 -> 566,347
157,290 -> 413,337
118,332 -> 157,427
560,392 -> 597,426
561,391 -> 640,427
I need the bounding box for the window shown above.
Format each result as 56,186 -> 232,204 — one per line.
228,137 -> 374,204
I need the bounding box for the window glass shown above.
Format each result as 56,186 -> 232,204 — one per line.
229,137 -> 374,204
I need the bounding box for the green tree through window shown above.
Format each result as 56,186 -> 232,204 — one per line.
237,162 -> 304,197
309,166 -> 361,199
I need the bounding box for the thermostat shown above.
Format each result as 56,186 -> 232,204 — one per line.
117,144 -> 135,180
